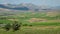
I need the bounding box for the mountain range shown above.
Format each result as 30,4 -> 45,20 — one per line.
0,3 -> 60,11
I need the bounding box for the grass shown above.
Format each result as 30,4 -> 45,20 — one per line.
0,26 -> 60,34
22,22 -> 60,26
0,11 -> 60,34
0,11 -> 60,26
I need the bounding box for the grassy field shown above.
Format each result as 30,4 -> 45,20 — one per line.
0,11 -> 60,34
0,26 -> 60,34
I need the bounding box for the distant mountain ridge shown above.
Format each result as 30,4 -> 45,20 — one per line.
0,3 -> 60,11
0,4 -> 29,10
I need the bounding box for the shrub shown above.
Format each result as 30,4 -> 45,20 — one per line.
4,23 -> 11,31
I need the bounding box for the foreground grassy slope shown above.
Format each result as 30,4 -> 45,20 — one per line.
0,26 -> 60,34
0,11 -> 60,34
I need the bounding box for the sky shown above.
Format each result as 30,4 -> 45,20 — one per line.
0,0 -> 60,6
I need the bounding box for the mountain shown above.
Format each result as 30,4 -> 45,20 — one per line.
0,4 -> 29,11
0,3 -> 39,11
0,3 -> 60,11
51,6 -> 60,10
